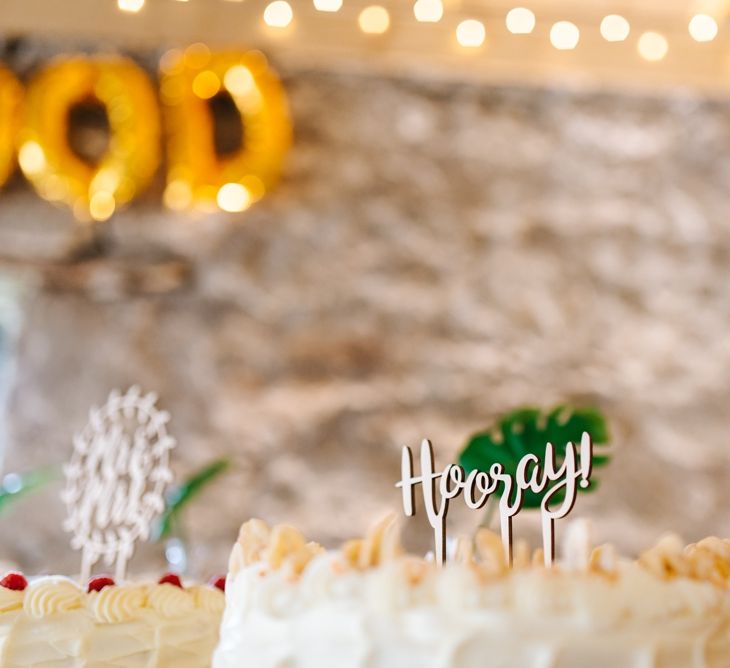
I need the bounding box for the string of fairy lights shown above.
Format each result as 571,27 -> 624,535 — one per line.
115,0 -> 725,62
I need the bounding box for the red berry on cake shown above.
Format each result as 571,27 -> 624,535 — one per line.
87,576 -> 115,593
0,572 -> 27,591
158,572 -> 183,588
210,575 -> 226,592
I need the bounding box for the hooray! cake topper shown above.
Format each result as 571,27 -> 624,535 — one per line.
62,386 -> 177,581
396,432 -> 594,568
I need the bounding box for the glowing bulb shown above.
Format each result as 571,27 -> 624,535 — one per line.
600,14 -> 630,42
217,183 -> 252,213
165,539 -> 187,572
456,19 -> 486,48
90,167 -> 120,194
264,1 -> 293,27
2,473 -> 21,495
224,65 -> 255,96
117,0 -> 144,12
550,21 -> 579,50
413,0 -> 443,23
637,31 -> 668,61
18,142 -> 46,175
192,71 -> 221,99
505,7 -> 535,35
313,0 -> 342,11
689,14 -> 718,42
39,175 -> 65,202
163,180 -> 193,211
160,49 -> 183,75
89,192 -> 116,222
359,5 -> 390,34
184,43 -> 211,69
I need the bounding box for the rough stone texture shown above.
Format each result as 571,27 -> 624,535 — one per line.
1,62 -> 730,576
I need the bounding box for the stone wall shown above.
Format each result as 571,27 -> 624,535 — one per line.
1,58 -> 730,575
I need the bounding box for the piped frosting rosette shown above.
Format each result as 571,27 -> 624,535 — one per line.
90,582 -> 148,623
24,577 -> 84,618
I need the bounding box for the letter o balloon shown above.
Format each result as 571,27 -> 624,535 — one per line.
0,65 -> 23,189
18,57 -> 161,222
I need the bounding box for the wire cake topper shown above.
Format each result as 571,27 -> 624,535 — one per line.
62,386 -> 176,582
397,434 -> 594,569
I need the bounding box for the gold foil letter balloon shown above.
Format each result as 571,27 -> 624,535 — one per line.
18,56 -> 161,222
160,45 -> 292,213
0,66 -> 22,189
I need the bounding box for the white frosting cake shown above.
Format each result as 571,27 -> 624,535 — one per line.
0,572 -> 224,667
213,518 -> 730,668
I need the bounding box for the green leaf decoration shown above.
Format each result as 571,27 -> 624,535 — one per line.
0,466 -> 59,515
152,458 -> 231,541
458,405 -> 611,510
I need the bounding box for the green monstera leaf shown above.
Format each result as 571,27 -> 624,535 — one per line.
458,405 -> 611,510
153,458 -> 231,541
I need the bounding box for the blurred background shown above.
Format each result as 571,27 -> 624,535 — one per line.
0,0 -> 729,576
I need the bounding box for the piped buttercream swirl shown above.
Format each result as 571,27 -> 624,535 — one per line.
148,583 -> 195,618
191,585 -> 225,614
24,577 -> 83,618
90,584 -> 148,623
0,587 -> 24,612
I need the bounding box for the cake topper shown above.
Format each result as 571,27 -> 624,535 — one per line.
396,432 -> 594,568
62,386 -> 176,581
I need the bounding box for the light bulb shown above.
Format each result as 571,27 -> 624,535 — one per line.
456,19 -> 486,48
600,14 -> 630,42
118,0 -> 144,12
688,14 -> 718,42
506,7 -> 535,35
217,183 -> 252,213
637,31 -> 668,61
413,0 -> 443,23
359,5 -> 390,34
314,0 -> 343,11
263,1 -> 293,27
550,21 -> 579,50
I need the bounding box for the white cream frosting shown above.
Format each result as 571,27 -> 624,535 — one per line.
213,522 -> 730,668
0,577 -> 224,667
214,556 -> 730,668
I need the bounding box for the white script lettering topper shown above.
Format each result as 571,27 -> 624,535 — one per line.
396,433 -> 593,568
62,386 -> 177,581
